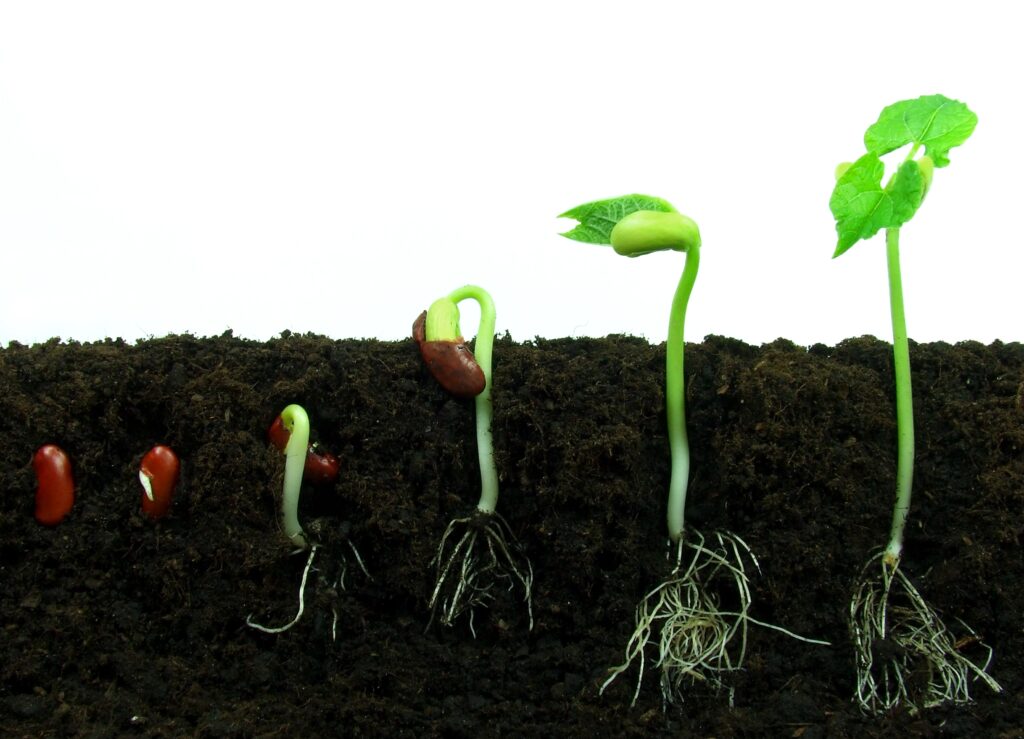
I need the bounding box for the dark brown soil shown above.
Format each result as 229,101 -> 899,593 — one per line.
1,333 -> 1021,738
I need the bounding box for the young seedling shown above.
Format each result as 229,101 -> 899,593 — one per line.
246,403 -> 367,640
559,195 -> 826,706
413,285 -> 533,633
829,94 -> 1000,713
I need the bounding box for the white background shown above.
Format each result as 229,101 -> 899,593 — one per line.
1,2 -> 1020,347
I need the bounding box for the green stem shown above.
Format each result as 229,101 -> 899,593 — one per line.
884,227 -> 914,565
280,403 -> 310,549
447,285 -> 499,515
665,245 -> 700,542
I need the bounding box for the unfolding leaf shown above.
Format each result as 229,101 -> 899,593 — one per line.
829,155 -> 924,257
559,194 -> 674,244
864,94 -> 977,167
886,158 -> 925,224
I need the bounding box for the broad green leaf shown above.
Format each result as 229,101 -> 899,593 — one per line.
864,94 -> 977,167
559,194 -> 674,244
829,155 -> 925,256
886,158 -> 925,224
830,155 -> 889,256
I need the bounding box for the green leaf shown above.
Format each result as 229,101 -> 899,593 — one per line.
886,158 -> 925,224
829,155 -> 925,257
559,194 -> 675,244
864,94 -> 977,167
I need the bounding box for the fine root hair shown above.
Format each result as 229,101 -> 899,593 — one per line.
849,552 -> 1002,714
246,539 -> 370,640
602,529 -> 828,708
427,511 -> 534,635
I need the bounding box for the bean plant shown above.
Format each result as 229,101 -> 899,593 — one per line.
829,94 -> 1001,713
414,285 -> 533,632
560,196 -> 824,706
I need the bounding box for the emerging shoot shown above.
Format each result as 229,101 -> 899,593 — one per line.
414,285 -> 533,633
247,403 -> 368,640
268,414 -> 341,485
279,403 -> 311,549
829,94 -> 1000,712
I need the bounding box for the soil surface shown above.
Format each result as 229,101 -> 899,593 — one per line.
1,333 -> 1021,738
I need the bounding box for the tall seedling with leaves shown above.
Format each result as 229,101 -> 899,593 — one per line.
830,94 -> 1001,713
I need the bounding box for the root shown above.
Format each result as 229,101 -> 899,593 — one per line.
602,529 -> 827,708
427,511 -> 534,634
601,530 -> 755,706
849,552 -> 1002,714
247,545 -> 319,635
246,539 -> 370,640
